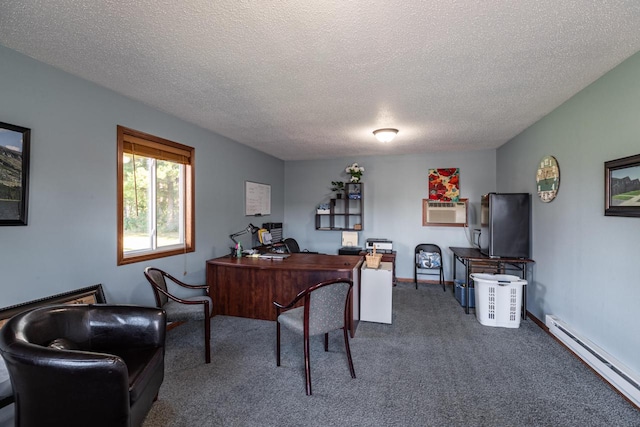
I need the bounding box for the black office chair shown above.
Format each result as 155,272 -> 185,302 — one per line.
283,238 -> 301,253
283,238 -> 318,254
414,244 -> 445,291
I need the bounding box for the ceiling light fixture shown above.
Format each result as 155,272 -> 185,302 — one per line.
373,128 -> 398,143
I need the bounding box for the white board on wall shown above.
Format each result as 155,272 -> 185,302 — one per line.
245,181 -> 271,216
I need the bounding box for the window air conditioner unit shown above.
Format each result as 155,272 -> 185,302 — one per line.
423,199 -> 468,226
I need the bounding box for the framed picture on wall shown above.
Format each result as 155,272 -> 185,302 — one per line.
0,284 -> 106,331
0,121 -> 31,225
428,168 -> 460,201
604,153 -> 640,217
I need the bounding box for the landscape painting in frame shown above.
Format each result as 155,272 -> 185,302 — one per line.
605,153 -> 640,217
0,121 -> 30,225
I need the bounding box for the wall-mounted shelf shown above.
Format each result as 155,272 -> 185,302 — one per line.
315,183 -> 363,231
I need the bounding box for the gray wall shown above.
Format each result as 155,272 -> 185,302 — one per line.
3,40 -> 638,380
497,52 -> 640,375
284,151 -> 497,281
0,45 -> 284,308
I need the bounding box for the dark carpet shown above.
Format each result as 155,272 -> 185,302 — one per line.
143,283 -> 640,427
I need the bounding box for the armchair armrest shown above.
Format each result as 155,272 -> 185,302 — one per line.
2,344 -> 131,426
273,287 -> 311,316
163,271 -> 209,292
88,305 -> 166,349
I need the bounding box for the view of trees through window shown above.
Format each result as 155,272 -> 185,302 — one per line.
122,153 -> 183,252
117,125 -> 194,265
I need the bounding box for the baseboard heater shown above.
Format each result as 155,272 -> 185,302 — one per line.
545,315 -> 640,407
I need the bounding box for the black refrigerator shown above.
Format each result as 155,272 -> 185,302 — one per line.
479,193 -> 531,259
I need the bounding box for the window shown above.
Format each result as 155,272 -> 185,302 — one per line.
117,126 -> 195,265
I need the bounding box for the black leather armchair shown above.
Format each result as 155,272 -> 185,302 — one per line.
0,304 -> 166,427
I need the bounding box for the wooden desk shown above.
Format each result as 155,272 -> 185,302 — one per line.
449,247 -> 534,317
206,253 -> 364,336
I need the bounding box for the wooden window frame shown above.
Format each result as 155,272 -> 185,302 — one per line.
117,125 -> 195,265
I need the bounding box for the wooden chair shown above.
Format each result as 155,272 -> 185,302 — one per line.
414,243 -> 445,291
273,278 -> 356,395
144,267 -> 212,363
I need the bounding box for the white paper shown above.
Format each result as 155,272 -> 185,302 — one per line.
341,231 -> 359,247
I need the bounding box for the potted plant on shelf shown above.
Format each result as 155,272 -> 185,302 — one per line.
345,162 -> 364,183
331,181 -> 345,198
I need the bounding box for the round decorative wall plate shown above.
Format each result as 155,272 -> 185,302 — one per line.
536,155 -> 560,202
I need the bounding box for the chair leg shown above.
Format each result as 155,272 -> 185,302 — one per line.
304,330 -> 312,395
343,327 -> 356,379
324,333 -> 329,352
415,266 -> 418,289
205,315 -> 211,364
441,268 -> 446,292
276,321 -> 281,367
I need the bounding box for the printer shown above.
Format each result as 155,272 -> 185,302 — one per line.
366,238 -> 393,252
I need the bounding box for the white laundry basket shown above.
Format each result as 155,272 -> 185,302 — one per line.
470,273 -> 527,328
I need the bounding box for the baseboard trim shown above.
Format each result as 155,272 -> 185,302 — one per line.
529,311 -> 638,410
526,311 -> 547,331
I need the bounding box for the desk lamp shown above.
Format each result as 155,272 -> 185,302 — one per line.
229,223 -> 259,245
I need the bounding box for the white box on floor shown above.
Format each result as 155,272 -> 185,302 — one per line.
360,261 -> 393,324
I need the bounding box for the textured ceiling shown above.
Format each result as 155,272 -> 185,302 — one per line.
1,1 -> 640,160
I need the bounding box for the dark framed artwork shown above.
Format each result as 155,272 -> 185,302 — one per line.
0,284 -> 106,330
0,121 -> 30,225
605,153 -> 640,217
